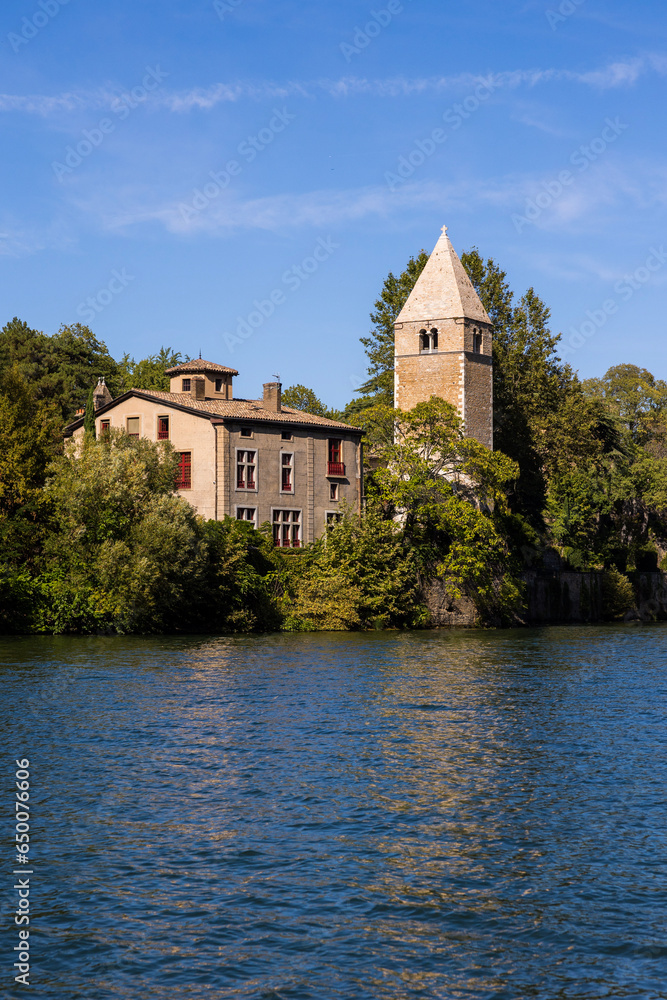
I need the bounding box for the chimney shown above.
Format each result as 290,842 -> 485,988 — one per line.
93,378 -> 113,410
263,382 -> 282,412
191,377 -> 206,401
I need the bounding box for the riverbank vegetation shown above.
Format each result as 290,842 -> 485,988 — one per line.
2,250 -> 667,634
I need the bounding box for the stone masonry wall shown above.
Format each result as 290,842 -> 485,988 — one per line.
464,355 -> 493,450
395,352 -> 463,414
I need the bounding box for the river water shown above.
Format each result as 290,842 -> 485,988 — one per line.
1,626 -> 666,999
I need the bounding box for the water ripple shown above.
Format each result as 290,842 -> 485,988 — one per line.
0,626 -> 666,998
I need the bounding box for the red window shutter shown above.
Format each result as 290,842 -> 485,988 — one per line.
176,452 -> 191,489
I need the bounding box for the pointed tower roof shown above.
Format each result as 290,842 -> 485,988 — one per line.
396,225 -> 491,326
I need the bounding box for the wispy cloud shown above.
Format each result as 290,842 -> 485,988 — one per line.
1,55 -> 664,117
62,155 -> 667,244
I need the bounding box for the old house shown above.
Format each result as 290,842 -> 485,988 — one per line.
64,359 -> 363,547
394,225 -> 493,449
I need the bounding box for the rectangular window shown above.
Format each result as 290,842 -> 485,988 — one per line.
157,416 -> 169,440
236,507 -> 257,526
327,439 -> 345,476
182,378 -> 191,392
237,450 -> 257,490
215,378 -> 223,392
281,431 -> 293,441
240,427 -> 253,438
473,332 -> 483,354
281,453 -> 293,493
176,452 -> 192,490
326,511 -> 342,526
127,417 -> 140,438
100,419 -> 110,434
273,510 -> 301,548
330,482 -> 339,501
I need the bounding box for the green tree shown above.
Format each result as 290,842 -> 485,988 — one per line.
83,386 -> 96,437
357,250 -> 430,405
357,396 -> 524,624
282,384 -> 341,420
0,365 -> 61,517
583,364 -> 667,449
460,249 -> 598,524
280,501 -> 424,631
117,347 -> 185,393
0,318 -> 120,420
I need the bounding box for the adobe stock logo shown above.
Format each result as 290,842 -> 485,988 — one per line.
340,0 -> 411,63
546,0 -> 587,30
76,269 -> 135,323
223,237 -> 339,352
8,0 -> 72,54
511,117 -> 628,233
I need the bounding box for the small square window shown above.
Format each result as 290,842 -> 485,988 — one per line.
240,427 -> 253,438
281,431 -> 293,441
182,378 -> 191,392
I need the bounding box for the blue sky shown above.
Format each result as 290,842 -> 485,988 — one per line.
1,0 -> 666,406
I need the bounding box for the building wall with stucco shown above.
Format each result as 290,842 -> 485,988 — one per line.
68,394 -> 362,543
91,396 -> 218,519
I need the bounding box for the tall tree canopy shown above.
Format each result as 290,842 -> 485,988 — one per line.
117,347 -> 186,393
0,318 -> 120,421
583,364 -> 667,450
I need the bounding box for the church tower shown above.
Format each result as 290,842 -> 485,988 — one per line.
394,225 -> 493,449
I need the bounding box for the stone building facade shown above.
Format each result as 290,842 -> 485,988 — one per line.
394,225 -> 493,449
65,360 -> 363,547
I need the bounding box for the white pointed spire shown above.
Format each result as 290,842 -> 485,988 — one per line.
396,224 -> 491,326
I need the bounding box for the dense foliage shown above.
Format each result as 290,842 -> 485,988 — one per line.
2,249 -> 666,635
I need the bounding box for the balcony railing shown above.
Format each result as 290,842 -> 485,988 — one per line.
327,462 -> 345,476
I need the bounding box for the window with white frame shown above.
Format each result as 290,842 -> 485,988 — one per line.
272,509 -> 301,548
237,450 -> 257,490
326,511 -> 342,526
236,507 -> 257,526
281,452 -> 294,493
330,482 -> 339,501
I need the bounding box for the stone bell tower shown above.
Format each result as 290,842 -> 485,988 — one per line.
394,224 -> 493,449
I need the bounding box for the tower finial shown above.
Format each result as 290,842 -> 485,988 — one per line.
441,223 -> 448,235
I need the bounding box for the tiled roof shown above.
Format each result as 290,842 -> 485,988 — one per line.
164,359 -> 239,376
396,225 -> 491,326
139,391 -> 359,431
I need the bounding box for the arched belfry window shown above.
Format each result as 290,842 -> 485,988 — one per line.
473,329 -> 483,354
419,328 -> 438,353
